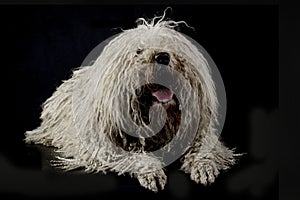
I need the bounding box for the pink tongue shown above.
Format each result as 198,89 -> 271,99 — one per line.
152,88 -> 174,103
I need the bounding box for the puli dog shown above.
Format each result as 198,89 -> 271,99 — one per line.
25,13 -> 239,192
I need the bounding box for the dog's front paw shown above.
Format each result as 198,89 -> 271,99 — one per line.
135,169 -> 167,192
182,159 -> 219,185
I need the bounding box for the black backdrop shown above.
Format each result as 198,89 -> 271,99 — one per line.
4,5 -> 278,200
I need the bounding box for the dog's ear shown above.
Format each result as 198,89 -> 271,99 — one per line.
197,82 -> 218,136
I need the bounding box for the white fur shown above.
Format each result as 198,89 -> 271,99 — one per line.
25,15 -> 239,192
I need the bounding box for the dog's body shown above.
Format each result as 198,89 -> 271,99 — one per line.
25,17 -> 238,192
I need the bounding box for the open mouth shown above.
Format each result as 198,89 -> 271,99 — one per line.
135,84 -> 179,125
151,85 -> 174,103
136,83 -> 176,105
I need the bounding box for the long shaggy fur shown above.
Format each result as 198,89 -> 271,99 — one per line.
25,14 -> 239,192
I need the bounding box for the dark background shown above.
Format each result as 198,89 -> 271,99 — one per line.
3,4 -> 278,200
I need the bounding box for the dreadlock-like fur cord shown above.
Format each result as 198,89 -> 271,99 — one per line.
25,15 -> 239,192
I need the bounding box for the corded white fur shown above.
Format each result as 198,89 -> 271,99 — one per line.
25,13 -> 239,192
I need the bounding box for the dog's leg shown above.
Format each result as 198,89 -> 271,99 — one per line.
106,153 -> 167,192
181,133 -> 238,185
134,168 -> 167,192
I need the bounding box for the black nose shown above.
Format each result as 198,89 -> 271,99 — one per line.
154,52 -> 170,65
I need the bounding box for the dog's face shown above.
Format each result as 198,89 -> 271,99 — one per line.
73,23 -> 218,156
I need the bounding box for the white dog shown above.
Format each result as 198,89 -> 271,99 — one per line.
25,14 -> 239,192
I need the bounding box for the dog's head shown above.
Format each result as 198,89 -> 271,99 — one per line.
72,18 -> 218,156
